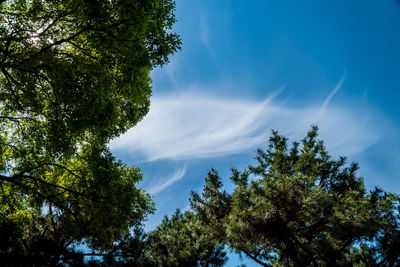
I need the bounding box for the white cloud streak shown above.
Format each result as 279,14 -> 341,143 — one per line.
109,87 -> 380,162
315,75 -> 346,121
200,14 -> 209,48
199,12 -> 215,57
147,166 -> 186,195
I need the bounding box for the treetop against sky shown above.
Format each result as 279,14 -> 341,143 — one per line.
111,0 -> 400,222
1,0 -> 399,266
110,1 -> 400,265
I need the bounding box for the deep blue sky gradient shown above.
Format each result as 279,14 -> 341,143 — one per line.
111,1 -> 400,265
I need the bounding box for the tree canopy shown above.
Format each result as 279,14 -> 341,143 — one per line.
0,0 -> 181,260
191,126 -> 400,266
93,210 -> 226,267
0,0 -> 180,148
2,1 -> 399,266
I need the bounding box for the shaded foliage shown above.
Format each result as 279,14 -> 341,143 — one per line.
0,215 -> 86,266
84,210 -> 226,267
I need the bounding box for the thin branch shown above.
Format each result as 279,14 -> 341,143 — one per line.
2,62 -> 37,73
0,174 -> 76,216
67,41 -> 99,60
32,27 -> 89,57
0,173 -> 85,199
0,141 -> 22,152
0,115 -> 31,121
0,33 -> 13,64
0,67 -> 24,110
13,162 -> 82,180
22,175 -> 85,197
1,66 -> 19,85
239,248 -> 270,267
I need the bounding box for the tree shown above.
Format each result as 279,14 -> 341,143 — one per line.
144,210 -> 226,267
87,210 -> 227,267
0,0 -> 180,261
0,215 -> 86,266
191,126 -> 400,266
0,0 -> 180,153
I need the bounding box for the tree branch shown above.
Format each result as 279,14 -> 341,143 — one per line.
1,66 -> 19,85
31,27 -> 90,58
13,162 -> 83,180
0,115 -> 31,121
0,174 -> 76,216
239,248 -> 270,267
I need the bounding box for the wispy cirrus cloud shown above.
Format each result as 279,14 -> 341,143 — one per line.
147,166 -> 186,195
315,75 -> 346,120
200,13 -> 209,48
199,11 -> 216,58
109,82 -> 380,162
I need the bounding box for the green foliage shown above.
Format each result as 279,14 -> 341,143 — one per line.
144,210 -> 226,267
191,126 -> 400,266
0,0 -> 181,153
0,215 -> 86,266
0,0 -> 180,261
90,210 -> 226,267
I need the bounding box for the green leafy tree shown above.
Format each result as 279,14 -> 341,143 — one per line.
191,126 -> 400,266
0,0 -> 180,262
0,215 -> 86,266
0,0 -> 180,153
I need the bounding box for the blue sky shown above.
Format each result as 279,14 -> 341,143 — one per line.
110,0 -> 400,265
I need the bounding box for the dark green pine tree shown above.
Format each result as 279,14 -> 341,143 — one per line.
92,210 -> 226,267
191,126 -> 400,266
145,209 -> 226,267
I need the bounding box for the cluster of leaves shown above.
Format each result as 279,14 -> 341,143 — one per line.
1,146 -> 153,249
191,126 -> 400,266
0,0 -> 180,147
0,0 -> 181,261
